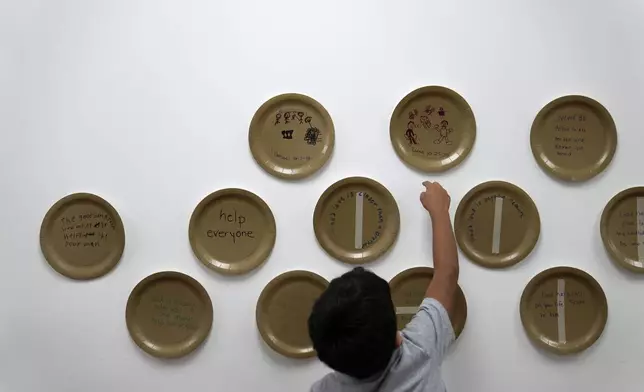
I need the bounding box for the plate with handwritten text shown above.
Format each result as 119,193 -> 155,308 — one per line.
600,187 -> 644,272
40,193 -> 125,280
390,86 -> 476,172
313,177 -> 400,264
531,95 -> 617,181
249,93 -> 335,179
520,267 -> 607,354
455,181 -> 540,268
256,270 -> 328,358
189,188 -> 276,275
390,267 -> 467,338
126,271 -> 213,358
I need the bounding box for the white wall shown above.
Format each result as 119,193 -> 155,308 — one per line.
1,1 -> 643,391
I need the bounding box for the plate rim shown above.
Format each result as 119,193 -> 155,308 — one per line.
530,94 -> 617,182
389,85 -> 477,173
313,176 -> 400,264
125,271 -> 214,359
189,188 -> 276,275
519,266 -> 608,355
255,270 -> 329,359
600,186 -> 644,272
249,92 -> 335,180
39,192 -> 126,280
454,180 -> 541,268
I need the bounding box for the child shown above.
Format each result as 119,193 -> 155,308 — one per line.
308,181 -> 459,392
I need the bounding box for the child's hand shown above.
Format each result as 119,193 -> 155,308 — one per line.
420,181 -> 451,218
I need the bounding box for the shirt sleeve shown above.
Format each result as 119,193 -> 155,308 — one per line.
401,298 -> 455,362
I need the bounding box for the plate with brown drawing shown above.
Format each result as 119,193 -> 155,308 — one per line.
189,188 -> 276,275
313,177 -> 400,264
256,270 -> 329,358
39,193 -> 126,280
531,95 -> 617,182
390,86 -> 476,172
126,271 -> 213,359
455,181 -> 540,269
389,267 -> 467,338
600,187 -> 644,273
520,267 -> 608,355
249,93 -> 335,180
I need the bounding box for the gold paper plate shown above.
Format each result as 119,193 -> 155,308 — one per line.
389,267 -> 467,338
520,267 -> 608,354
256,270 -> 328,358
600,187 -> 644,272
40,193 -> 125,280
390,86 -> 476,172
313,177 -> 400,264
126,271 -> 213,358
455,181 -> 540,268
189,188 -> 276,275
249,93 -> 335,179
531,95 -> 617,181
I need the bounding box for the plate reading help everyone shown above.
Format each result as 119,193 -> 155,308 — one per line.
40,193 -> 125,280
126,271 -> 213,358
520,267 -> 608,354
390,86 -> 476,172
531,95 -> 617,181
389,267 -> 467,338
455,181 -> 540,268
600,187 -> 644,272
314,177 -> 400,264
249,93 -> 335,179
189,189 -> 276,275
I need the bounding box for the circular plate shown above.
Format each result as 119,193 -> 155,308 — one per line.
256,270 -> 329,358
531,95 -> 617,182
455,181 -> 540,268
40,193 -> 125,280
520,267 -> 608,354
390,86 -> 476,172
600,187 -> 644,272
313,177 -> 400,264
189,188 -> 276,275
249,93 -> 335,179
389,267 -> 467,338
126,271 -> 213,358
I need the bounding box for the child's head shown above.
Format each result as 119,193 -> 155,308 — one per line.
308,267 -> 397,379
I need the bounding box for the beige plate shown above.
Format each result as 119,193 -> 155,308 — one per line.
189,188 -> 276,275
455,181 -> 540,268
389,267 -> 467,338
40,193 -> 125,280
390,86 -> 476,172
249,93 -> 335,179
126,271 -> 213,358
256,270 -> 329,358
531,95 -> 617,182
520,267 -> 608,354
314,177 -> 400,264
600,187 -> 644,272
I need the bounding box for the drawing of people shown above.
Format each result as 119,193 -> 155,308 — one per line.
438,107 -> 446,117
425,105 -> 435,116
297,112 -> 305,124
284,112 -> 291,124
274,112 -> 282,125
433,120 -> 453,145
419,116 -> 432,130
405,121 -> 418,145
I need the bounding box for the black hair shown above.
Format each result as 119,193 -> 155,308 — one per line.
308,267 -> 397,379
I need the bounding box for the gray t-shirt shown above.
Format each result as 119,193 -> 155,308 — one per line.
311,298 -> 455,392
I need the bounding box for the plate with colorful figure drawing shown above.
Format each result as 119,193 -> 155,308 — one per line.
390,86 -> 476,172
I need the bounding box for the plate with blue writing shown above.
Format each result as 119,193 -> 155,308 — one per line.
313,177 -> 400,264
40,192 -> 126,280
249,93 -> 335,180
126,271 -> 214,358
455,181 -> 540,268
390,86 -> 476,172
600,187 -> 644,272
189,188 -> 276,275
520,267 -> 608,354
531,95 -> 617,182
